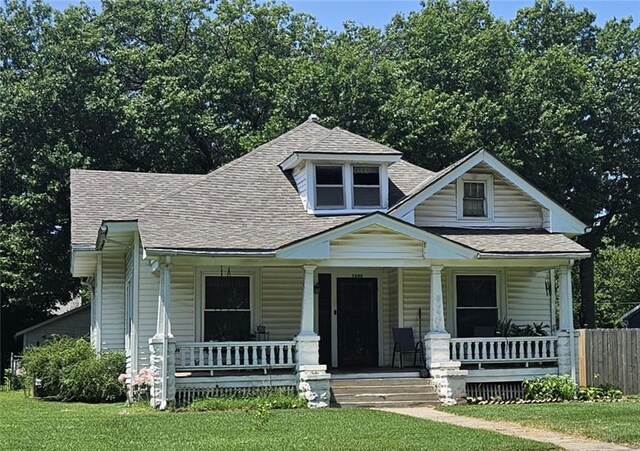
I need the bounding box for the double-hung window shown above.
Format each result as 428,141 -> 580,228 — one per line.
455,275 -> 498,338
203,276 -> 251,341
457,174 -> 493,219
315,165 -> 345,209
463,181 -> 486,217
352,166 -> 381,208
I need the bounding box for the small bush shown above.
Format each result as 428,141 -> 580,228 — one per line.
523,375 -> 576,401
188,389 -> 306,412
20,337 -> 126,402
578,384 -> 623,402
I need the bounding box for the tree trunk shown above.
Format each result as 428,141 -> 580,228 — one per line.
579,257 -> 596,328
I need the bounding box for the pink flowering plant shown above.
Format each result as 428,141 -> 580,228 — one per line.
119,367 -> 156,402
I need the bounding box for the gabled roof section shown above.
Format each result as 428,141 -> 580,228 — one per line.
279,126 -> 402,170
389,150 -> 589,235
277,213 -> 479,260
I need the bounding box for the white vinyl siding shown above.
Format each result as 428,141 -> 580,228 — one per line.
137,254 -> 159,368
261,267 -> 303,340
171,266 -> 196,344
100,253 -> 125,350
506,268 -> 552,327
415,164 -> 543,228
384,268 -> 398,366
401,268 -> 430,345
330,225 -> 424,259
293,162 -> 308,210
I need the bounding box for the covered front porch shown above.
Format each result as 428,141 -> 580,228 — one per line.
143,218 -> 580,407
147,258 -> 577,406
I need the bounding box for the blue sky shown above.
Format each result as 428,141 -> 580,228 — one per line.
48,0 -> 639,29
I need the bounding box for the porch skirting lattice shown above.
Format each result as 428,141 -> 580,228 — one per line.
466,382 -> 524,401
175,383 -> 298,406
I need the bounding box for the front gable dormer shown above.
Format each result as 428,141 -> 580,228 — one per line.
280,121 -> 402,215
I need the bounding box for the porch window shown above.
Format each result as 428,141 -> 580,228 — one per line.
315,165 -> 344,209
456,275 -> 498,338
462,182 -> 486,217
204,276 -> 251,341
352,166 -> 381,208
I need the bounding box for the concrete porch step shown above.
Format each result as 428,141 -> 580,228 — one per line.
331,377 -> 434,388
331,376 -> 440,408
331,384 -> 436,395
335,399 -> 440,408
334,392 -> 440,403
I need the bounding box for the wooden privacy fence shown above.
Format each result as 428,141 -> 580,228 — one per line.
578,329 -> 640,394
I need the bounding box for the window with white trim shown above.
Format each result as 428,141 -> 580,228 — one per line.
352,166 -> 381,208
315,165 -> 345,209
455,275 -> 498,337
203,276 -> 251,341
463,181 -> 486,217
456,174 -> 493,220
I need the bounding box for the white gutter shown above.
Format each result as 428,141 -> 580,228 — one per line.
144,248 -> 277,258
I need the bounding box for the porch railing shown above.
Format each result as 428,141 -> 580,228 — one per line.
175,341 -> 296,371
450,336 -> 558,368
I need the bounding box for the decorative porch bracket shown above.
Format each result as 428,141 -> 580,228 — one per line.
295,265 -> 330,408
423,266 -> 467,405
149,256 -> 176,409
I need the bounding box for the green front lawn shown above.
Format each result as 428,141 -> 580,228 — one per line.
0,391 -> 554,450
446,402 -> 640,447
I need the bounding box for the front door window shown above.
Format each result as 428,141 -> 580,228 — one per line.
456,275 -> 498,337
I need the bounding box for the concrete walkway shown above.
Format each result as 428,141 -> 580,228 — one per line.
378,407 -> 636,451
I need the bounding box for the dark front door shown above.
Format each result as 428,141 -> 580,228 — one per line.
337,277 -> 378,368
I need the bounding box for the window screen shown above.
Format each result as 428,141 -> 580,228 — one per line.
204,276 -> 251,341
456,275 -> 497,337
353,166 -> 380,207
463,181 -> 486,217
315,166 -> 344,208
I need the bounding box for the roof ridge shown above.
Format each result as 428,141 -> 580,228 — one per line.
116,119 -> 329,220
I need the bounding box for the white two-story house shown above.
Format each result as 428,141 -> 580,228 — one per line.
70,115 -> 589,408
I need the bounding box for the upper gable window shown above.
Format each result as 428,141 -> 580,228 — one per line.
463,182 -> 485,217
315,165 -> 345,209
456,174 -> 493,220
353,166 -> 381,208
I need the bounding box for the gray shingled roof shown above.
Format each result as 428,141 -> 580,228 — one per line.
297,127 -> 402,155
71,170 -> 200,247
70,119 -> 434,250
425,228 -> 590,255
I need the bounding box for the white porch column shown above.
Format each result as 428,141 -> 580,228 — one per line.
295,264 -> 330,408
430,266 -> 446,333
558,266 -> 573,331
424,265 -> 467,404
557,265 -> 578,382
299,265 -> 316,337
149,256 -> 176,409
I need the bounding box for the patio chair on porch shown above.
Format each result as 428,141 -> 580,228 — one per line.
391,328 -> 424,368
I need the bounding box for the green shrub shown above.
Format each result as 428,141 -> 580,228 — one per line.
20,337 -> 126,402
188,389 -> 305,412
523,375 -> 576,401
578,384 -> 623,401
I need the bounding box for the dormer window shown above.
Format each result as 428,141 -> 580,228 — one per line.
315,165 -> 345,209
456,174 -> 494,220
353,166 -> 381,208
